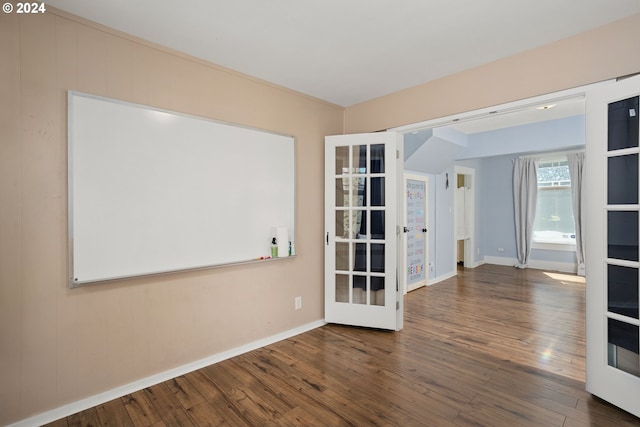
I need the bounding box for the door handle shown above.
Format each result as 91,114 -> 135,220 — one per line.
403,227 -> 409,233
422,228 -> 427,233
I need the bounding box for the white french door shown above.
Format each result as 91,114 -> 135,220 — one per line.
324,132 -> 403,331
585,74 -> 640,417
403,173 -> 428,293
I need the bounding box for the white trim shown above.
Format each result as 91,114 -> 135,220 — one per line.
522,259 -> 577,273
531,241 -> 576,252
428,271 -> 457,286
519,149 -> 585,161
7,320 -> 326,427
466,259 -> 485,269
389,80 -> 614,135
484,256 -> 577,273
425,262 -> 485,288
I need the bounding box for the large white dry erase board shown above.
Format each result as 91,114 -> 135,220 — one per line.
68,91 -> 295,286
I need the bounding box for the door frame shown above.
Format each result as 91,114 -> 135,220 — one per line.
324,79 -> 639,410
390,83 -> 612,135
390,81 -> 613,277
454,165 -> 475,270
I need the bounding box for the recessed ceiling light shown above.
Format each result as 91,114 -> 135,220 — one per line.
536,104 -> 556,110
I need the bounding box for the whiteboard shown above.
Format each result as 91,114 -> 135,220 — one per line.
68,91 -> 295,286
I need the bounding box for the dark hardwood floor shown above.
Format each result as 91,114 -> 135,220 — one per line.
46,265 -> 640,426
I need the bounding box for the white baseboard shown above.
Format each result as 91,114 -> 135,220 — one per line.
465,260 -> 485,269
428,271 -> 457,286
8,320 -> 326,427
484,256 -> 577,273
426,259 -> 487,286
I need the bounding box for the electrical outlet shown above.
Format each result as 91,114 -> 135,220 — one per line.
498,247 -> 505,252
294,296 -> 302,310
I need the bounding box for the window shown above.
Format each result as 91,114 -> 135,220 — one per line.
533,158 -> 576,247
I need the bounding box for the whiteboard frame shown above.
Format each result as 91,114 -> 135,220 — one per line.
68,91 -> 296,287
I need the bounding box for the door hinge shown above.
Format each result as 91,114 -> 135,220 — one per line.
396,301 -> 400,310
396,149 -> 400,159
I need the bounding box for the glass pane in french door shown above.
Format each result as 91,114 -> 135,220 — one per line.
334,143 -> 385,306
606,95 -> 640,378
608,154 -> 638,204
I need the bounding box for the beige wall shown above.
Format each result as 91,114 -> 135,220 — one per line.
0,9 -> 343,425
345,13 -> 640,133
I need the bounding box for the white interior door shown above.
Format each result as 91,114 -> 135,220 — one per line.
324,132 -> 403,331
455,186 -> 466,240
585,74 -> 640,418
403,173 -> 428,293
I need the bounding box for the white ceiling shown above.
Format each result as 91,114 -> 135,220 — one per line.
46,0 -> 640,107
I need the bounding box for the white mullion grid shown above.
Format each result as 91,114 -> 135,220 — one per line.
606,258 -> 640,268
369,175 -> 386,302
332,155 -> 343,303
349,144 -> 355,305
604,207 -> 640,328
604,127 -> 640,354
607,205 -> 640,211
606,259 -> 640,328
364,143 -> 371,305
607,311 -> 640,327
606,146 -> 640,158
606,310 -> 640,362
351,142 -> 369,306
334,144 -> 352,302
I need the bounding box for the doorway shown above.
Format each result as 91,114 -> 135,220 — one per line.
391,80 -> 640,416
394,83 -> 607,282
454,166 -> 475,270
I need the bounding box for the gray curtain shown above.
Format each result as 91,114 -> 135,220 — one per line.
567,152 -> 585,276
513,157 -> 537,269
